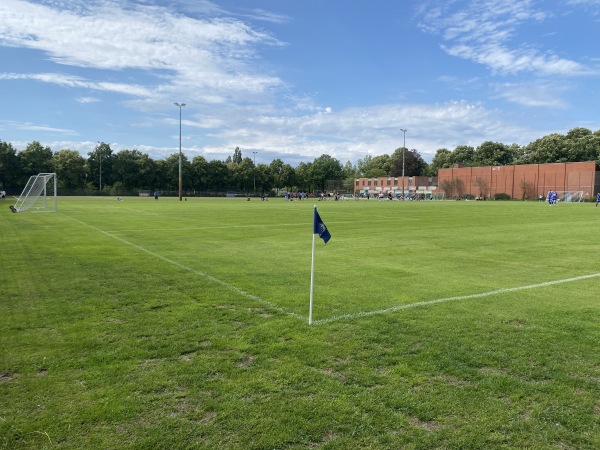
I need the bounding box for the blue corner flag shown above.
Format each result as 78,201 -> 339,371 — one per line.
313,208 -> 331,244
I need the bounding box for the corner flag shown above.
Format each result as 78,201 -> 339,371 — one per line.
310,206 -> 331,325
313,208 -> 331,244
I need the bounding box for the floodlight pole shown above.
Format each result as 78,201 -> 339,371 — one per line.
97,141 -> 102,195
174,102 -> 186,201
252,151 -> 257,195
400,129 -> 407,200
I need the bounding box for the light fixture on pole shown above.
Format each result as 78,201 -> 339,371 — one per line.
252,151 -> 257,194
400,129 -> 407,200
174,102 -> 186,201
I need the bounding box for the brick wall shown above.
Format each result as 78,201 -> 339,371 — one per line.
438,161 -> 598,199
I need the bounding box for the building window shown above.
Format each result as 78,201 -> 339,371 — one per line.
356,180 -> 359,186
374,180 -> 378,186
368,180 -> 371,186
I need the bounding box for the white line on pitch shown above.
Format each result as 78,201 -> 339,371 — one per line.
311,273 -> 600,326
64,215 -> 305,322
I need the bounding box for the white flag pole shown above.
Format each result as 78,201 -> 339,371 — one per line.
309,205 -> 317,325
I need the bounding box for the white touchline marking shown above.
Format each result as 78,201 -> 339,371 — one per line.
64,215 -> 305,322
311,273 -> 600,325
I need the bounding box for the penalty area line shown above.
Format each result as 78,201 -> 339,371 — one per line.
311,273 -> 600,326
63,214 -> 305,322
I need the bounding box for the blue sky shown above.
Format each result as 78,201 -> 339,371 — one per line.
1,0 -> 599,166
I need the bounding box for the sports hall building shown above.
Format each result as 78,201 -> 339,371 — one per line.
437,161 -> 600,200
353,176 -> 438,198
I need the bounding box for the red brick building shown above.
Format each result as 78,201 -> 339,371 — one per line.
438,161 -> 600,200
354,175 -> 438,198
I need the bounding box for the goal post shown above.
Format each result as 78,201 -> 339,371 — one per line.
12,173 -> 57,213
552,190 -> 584,203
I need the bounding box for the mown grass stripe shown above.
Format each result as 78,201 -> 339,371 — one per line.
62,213 -> 306,322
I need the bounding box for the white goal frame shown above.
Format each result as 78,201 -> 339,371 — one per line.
551,190 -> 584,203
12,173 -> 57,213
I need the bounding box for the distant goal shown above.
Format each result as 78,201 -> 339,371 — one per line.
552,190 -> 584,203
11,173 -> 57,213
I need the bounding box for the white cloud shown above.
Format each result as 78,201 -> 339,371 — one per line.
5,97 -> 543,164
76,96 -> 99,103
418,0 -> 588,76
197,100 -> 540,163
0,0 -> 284,106
0,119 -> 77,135
493,81 -> 569,108
0,72 -> 153,96
0,0 -> 584,166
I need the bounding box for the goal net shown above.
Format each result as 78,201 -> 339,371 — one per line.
552,190 -> 584,203
430,191 -> 446,200
12,173 -> 57,213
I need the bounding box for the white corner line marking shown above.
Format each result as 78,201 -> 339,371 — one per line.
312,273 -> 600,325
64,215 -> 305,322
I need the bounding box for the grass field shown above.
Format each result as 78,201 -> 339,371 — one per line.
1,196 -> 600,449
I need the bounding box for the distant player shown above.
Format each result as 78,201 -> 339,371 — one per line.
596,192 -> 600,207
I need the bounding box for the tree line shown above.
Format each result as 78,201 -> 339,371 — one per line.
430,127 -> 600,173
1,127 -> 599,195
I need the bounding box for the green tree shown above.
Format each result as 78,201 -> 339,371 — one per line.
294,162 -> 312,191
521,134 -> 568,164
206,160 -> 230,193
112,149 -> 149,191
230,157 -> 254,192
18,141 -> 53,184
474,141 -> 515,166
161,153 -> 192,192
270,158 -> 295,194
53,149 -> 86,190
255,163 -> 274,194
565,128 -> 600,162
390,148 -> 427,177
191,155 -> 209,191
311,154 -> 343,192
137,154 -> 157,190
281,163 -> 296,191
0,141 -> 20,189
358,154 -> 391,177
231,147 -> 243,165
88,142 -> 113,191
451,145 -> 475,166
154,160 -> 170,190
429,148 -> 452,175
342,160 -> 356,179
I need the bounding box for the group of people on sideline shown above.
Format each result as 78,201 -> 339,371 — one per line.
284,192 -> 308,201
